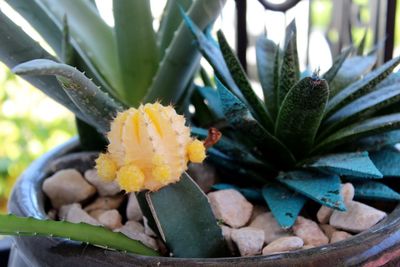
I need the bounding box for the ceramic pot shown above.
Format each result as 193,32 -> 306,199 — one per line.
7,139 -> 400,266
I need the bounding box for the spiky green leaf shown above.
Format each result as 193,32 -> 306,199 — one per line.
357,29 -> 368,56
13,59 -> 124,133
145,173 -> 229,258
323,47 -> 353,85
0,214 -> 159,256
275,77 -> 329,157
354,181 -> 400,201
369,146 -> 400,177
196,86 -> 225,119
314,113 -> 400,154
277,20 -> 300,105
262,182 -> 307,228
277,170 -> 346,211
216,78 -> 296,166
326,56 -> 400,117
349,130 -> 400,152
304,152 -> 382,178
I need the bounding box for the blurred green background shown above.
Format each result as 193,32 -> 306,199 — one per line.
0,0 -> 398,212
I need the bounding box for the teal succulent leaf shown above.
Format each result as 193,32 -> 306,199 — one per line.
369,146 -> 400,177
0,214 -> 159,256
313,113 -> 400,154
277,20 -> 300,105
275,76 -> 329,157
277,170 -> 346,211
321,84 -> 400,138
262,182 -> 307,228
256,35 -> 280,119
329,55 -> 377,97
304,152 -> 382,178
12,59 -> 124,133
216,30 -> 274,131
196,86 -> 225,119
354,181 -> 400,201
145,173 -> 229,258
326,56 -> 400,117
323,47 -> 353,85
216,78 -> 296,166
349,130 -> 400,152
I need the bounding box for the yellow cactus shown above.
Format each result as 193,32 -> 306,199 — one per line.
95,103 -> 206,192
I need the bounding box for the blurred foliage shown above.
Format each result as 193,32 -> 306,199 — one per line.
0,63 -> 75,212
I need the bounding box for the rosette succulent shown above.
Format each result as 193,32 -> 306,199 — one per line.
185,16 -> 400,228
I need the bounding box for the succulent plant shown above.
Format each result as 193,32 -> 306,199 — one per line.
185,16 -> 400,228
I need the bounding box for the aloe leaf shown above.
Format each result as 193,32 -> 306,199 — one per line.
323,47 -> 353,85
321,84 -> 400,137
145,172 -> 229,258
262,182 -> 307,228
326,56 -> 400,117
329,55 -> 377,97
13,59 -> 124,133
0,214 -> 158,256
277,20 -> 300,106
37,0 -> 122,97
375,72 -> 400,90
275,76 -> 329,157
256,35 -> 280,118
348,130 -> 400,152
369,146 -> 400,177
180,10 -> 243,99
216,78 -> 296,166
113,0 -> 158,106
353,181 -> 400,201
145,0 -> 227,105
304,152 -> 382,178
0,12 -> 87,120
217,31 -> 274,130
5,0 -> 62,55
76,118 -> 108,151
157,0 -> 193,58
196,86 -> 225,119
357,29 -> 368,56
277,170 -> 346,211
313,113 -> 400,154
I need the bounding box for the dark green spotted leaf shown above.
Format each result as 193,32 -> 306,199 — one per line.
304,152 -> 382,178
323,47 -> 353,85
321,84 -> 400,137
369,146 -> 400,177
256,35 -> 280,118
146,173 -> 229,258
277,170 -> 346,211
196,86 -> 225,119
216,78 -> 296,166
277,20 -> 300,105
262,182 -> 307,228
326,56 -> 400,117
329,55 -> 377,97
275,77 -> 329,157
13,59 -> 124,133
217,30 -> 274,130
313,113 -> 400,154
354,181 -> 400,201
348,130 -> 400,152
375,72 -> 400,90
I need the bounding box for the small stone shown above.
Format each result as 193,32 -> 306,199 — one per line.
65,205 -> 100,226
43,169 -> 96,208
84,195 -> 124,212
187,163 -> 218,193
122,220 -> 145,234
341,183 -> 355,203
47,209 -> 57,220
143,216 -> 157,237
231,227 -> 264,256
330,201 -> 386,233
88,209 -> 107,220
250,205 -> 268,221
302,245 -> 315,250
118,226 -> 158,250
98,209 -> 123,230
319,224 -> 337,240
262,236 -> 304,255
221,225 -> 235,254
293,216 -> 329,246
59,203 -> 82,220
330,231 -> 352,243
84,169 -> 121,196
316,183 -> 355,224
317,206 -> 334,224
126,193 -> 143,221
249,212 -> 291,243
208,189 -> 253,228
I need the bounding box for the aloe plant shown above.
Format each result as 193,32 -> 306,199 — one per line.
185,16 -> 400,228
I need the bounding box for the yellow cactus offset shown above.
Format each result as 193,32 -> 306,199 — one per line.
95,103 -> 206,192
